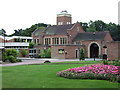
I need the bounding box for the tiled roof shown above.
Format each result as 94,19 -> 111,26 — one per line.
72,32 -> 107,41
45,24 -> 74,35
33,28 -> 45,36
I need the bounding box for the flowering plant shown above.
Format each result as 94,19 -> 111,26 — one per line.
56,64 -> 120,82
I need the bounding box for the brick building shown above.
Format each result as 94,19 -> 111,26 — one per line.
32,10 -> 120,60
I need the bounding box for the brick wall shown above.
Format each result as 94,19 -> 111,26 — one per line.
0,38 -> 15,43
57,16 -> 72,25
51,45 -> 85,59
107,41 -> 120,60
104,31 -> 113,42
67,22 -> 85,44
0,38 -> 3,43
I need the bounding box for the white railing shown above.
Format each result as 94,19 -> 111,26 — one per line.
0,42 -> 29,47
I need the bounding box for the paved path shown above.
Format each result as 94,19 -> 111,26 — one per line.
0,58 -> 102,67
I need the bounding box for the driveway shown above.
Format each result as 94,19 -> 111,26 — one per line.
0,58 -> 102,67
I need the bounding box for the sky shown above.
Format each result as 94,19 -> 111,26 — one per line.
0,0 -> 119,35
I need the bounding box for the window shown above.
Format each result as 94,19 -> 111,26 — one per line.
34,39 -> 36,44
34,49 -> 36,53
37,49 -> 40,54
75,42 -> 80,45
37,39 -> 39,43
58,22 -> 63,25
67,22 -> 70,24
52,38 -> 59,45
58,49 -> 64,54
60,37 -> 67,44
45,38 -> 51,45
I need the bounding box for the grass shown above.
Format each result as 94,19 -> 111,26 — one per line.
2,61 -> 119,88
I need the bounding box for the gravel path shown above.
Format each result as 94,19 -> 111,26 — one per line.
0,58 -> 102,67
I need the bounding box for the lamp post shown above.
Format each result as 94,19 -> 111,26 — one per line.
93,32 -> 95,61
1,29 -> 6,61
42,35 -> 44,46
78,46 -> 80,60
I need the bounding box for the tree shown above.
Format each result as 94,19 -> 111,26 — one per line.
86,20 -> 96,32
94,20 -> 106,31
0,29 -> 7,36
41,49 -> 46,58
29,41 -> 34,48
79,48 -> 85,60
9,23 -> 48,37
79,22 -> 88,32
45,48 -> 51,58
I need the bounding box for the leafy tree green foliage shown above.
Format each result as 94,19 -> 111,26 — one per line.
106,23 -> 120,41
85,20 -> 120,41
29,41 -> 35,48
9,23 -> 48,37
86,21 -> 96,32
8,21 -> 119,41
79,22 -> 88,32
79,48 -> 85,60
40,48 -> 51,58
21,49 -> 28,57
3,49 -> 18,62
94,20 -> 106,31
41,49 -> 46,58
0,29 -> 7,36
5,49 -> 18,58
45,48 -> 51,58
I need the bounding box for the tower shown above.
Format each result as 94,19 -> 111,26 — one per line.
57,10 -> 72,25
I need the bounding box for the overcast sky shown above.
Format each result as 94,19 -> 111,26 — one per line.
0,0 -> 119,35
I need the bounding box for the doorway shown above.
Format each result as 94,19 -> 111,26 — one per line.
90,43 -> 99,58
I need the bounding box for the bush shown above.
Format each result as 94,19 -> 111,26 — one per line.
3,49 -> 18,62
44,60 -> 51,63
105,59 -> 120,66
79,48 -> 85,60
21,49 -> 28,57
45,48 -> 51,58
40,48 -> 51,58
16,59 -> 22,62
8,55 -> 16,63
115,59 -> 120,66
41,50 -> 46,58
103,59 -> 108,65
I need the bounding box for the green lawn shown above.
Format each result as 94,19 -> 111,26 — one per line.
2,61 -> 119,88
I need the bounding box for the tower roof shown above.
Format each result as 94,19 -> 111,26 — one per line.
57,10 -> 71,17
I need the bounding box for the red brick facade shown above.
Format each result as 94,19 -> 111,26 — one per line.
32,11 -> 120,60
57,16 -> 72,25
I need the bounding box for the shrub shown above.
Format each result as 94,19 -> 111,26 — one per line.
45,48 -> 51,58
115,59 -> 120,66
41,50 -> 46,58
56,64 -> 120,82
2,49 -> 18,62
79,48 -> 85,60
21,49 -> 28,57
28,41 -> 34,48
103,59 -> 108,65
44,60 -> 51,63
8,55 -> 16,63
16,59 -> 22,62
40,48 -> 51,58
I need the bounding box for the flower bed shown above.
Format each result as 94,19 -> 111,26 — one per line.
56,64 -> 120,82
